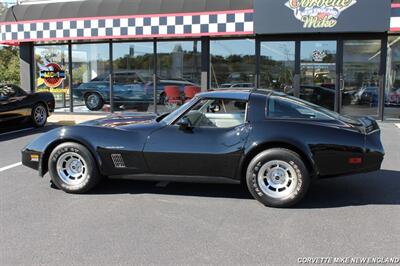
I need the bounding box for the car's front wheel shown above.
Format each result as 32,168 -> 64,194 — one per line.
85,93 -> 104,111
246,148 -> 310,208
31,103 -> 48,127
48,142 -> 101,193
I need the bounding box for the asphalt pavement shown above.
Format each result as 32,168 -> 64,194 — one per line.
0,123 -> 399,265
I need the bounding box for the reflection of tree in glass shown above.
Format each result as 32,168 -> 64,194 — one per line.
211,55 -> 255,87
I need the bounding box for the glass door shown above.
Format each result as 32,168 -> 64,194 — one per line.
259,41 -> 295,94
112,42 -> 154,113
34,45 -> 69,112
341,40 -> 382,117
300,41 -> 337,110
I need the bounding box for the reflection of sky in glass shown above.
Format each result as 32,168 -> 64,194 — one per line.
301,41 -> 336,61
113,42 -> 153,59
35,45 -> 69,62
344,40 -> 381,63
112,41 -> 201,59
71,44 -> 109,62
157,41 -> 201,54
260,42 -> 295,61
210,39 -> 255,57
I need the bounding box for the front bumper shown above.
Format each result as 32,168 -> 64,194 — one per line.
21,149 -> 43,176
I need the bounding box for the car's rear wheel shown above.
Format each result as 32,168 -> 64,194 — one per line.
85,93 -> 104,111
31,103 -> 48,127
48,142 -> 101,193
246,148 -> 310,208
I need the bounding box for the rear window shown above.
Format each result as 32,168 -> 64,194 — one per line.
267,95 -> 336,120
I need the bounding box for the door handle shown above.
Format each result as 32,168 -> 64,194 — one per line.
340,78 -> 345,92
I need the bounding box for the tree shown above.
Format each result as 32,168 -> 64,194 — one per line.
0,46 -> 20,84
0,2 -> 21,85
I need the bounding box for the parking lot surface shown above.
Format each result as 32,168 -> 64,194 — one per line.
0,123 -> 399,265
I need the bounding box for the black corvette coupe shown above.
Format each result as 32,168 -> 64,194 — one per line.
0,84 -> 55,128
22,90 -> 384,207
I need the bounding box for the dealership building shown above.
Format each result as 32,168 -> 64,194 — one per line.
0,0 -> 399,120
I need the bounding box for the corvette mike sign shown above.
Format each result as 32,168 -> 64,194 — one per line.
40,63 -> 66,88
254,0 -> 390,34
285,0 -> 357,29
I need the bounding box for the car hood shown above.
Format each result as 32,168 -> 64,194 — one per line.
79,113 -> 158,129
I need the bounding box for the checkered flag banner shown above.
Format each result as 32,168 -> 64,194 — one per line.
0,10 -> 254,44
391,4 -> 400,31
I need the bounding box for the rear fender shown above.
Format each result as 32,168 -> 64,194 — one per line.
238,138 -> 317,181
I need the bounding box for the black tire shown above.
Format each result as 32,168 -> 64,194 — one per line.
246,148 -> 310,208
136,103 -> 149,112
31,103 -> 48,127
85,93 -> 104,111
48,142 -> 101,193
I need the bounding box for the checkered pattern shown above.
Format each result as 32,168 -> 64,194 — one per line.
391,5 -> 400,31
0,10 -> 254,43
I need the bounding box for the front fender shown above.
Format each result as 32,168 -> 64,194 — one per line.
22,127 -> 103,177
22,125 -> 151,177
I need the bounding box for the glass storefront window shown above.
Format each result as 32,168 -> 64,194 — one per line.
342,40 -> 381,117
113,42 -> 154,112
386,36 -> 400,120
72,43 -> 110,112
157,41 -> 201,112
34,45 -> 69,112
260,41 -> 295,93
300,41 -> 336,110
210,39 -> 255,89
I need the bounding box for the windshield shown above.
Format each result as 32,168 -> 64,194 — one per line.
159,99 -> 197,124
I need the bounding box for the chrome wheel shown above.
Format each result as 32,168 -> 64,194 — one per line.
257,160 -> 298,199
34,105 -> 47,126
86,94 -> 100,109
56,152 -> 88,186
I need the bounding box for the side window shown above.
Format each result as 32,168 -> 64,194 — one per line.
114,74 -> 129,84
268,96 -> 334,120
176,98 -> 248,128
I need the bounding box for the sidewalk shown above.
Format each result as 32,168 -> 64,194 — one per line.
48,113 -> 107,126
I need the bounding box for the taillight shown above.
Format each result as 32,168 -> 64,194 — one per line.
349,157 -> 362,164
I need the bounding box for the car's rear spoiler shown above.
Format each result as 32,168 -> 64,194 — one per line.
358,116 -> 380,134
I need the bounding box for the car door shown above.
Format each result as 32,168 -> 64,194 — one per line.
143,98 -> 250,178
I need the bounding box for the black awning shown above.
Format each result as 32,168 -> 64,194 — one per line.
1,0 -> 253,22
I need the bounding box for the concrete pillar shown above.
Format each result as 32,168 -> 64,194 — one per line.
19,42 -> 34,93
201,37 -> 210,91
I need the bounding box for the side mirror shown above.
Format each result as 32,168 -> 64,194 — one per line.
177,117 -> 193,131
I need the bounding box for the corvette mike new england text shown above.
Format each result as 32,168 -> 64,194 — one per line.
297,257 -> 400,264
